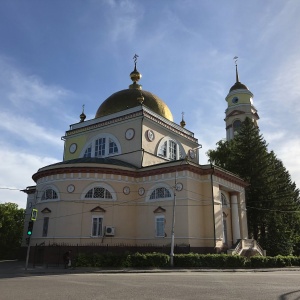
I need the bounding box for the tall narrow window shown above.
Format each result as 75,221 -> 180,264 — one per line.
84,145 -> 92,157
42,217 -> 49,237
233,120 -> 242,135
223,215 -> 228,245
156,216 -> 165,237
109,139 -> 118,154
221,193 -> 228,206
92,217 -> 103,237
95,138 -> 106,157
169,140 -> 177,160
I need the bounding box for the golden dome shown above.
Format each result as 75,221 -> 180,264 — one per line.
95,89 -> 173,121
95,62 -> 173,121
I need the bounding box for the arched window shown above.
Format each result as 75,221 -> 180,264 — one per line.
157,136 -> 185,161
85,187 -> 113,199
82,183 -> 116,201
81,134 -> 121,158
149,187 -> 172,200
233,119 -> 242,136
41,189 -> 58,201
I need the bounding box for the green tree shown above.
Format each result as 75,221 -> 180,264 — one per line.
0,203 -> 25,259
207,118 -> 300,255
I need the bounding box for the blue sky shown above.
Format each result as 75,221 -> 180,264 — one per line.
0,0 -> 299,208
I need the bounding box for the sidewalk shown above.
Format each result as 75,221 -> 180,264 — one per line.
1,260 -> 300,277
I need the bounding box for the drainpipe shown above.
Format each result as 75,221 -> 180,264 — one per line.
210,164 -> 216,251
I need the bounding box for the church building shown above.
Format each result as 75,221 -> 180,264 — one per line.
22,58 -> 258,255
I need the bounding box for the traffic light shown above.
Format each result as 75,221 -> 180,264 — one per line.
27,221 -> 34,236
31,209 -> 38,221
25,237 -> 30,245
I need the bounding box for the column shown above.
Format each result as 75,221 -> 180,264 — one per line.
231,193 -> 241,243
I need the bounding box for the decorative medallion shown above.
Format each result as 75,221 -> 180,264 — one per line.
69,143 -> 77,154
125,128 -> 135,140
175,182 -> 183,191
67,184 -> 75,193
147,129 -> 155,142
138,187 -> 145,196
123,186 -> 130,195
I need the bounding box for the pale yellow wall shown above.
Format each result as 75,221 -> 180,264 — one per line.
25,167 -> 247,250
141,118 -> 199,167
64,118 -> 143,164
226,93 -> 253,108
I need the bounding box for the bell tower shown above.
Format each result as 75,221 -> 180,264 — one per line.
225,58 -> 259,141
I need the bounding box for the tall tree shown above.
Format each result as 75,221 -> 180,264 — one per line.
0,203 -> 25,259
207,118 -> 300,255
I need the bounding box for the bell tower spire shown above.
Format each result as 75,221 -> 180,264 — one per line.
224,57 -> 259,141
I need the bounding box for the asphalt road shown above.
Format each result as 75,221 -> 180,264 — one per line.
1,271 -> 300,300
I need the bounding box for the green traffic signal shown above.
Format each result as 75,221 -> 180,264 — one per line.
27,221 -> 34,236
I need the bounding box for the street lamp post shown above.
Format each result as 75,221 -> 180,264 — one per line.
170,174 -> 177,267
169,145 -> 202,267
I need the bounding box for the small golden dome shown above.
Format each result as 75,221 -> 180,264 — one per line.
79,104 -> 86,122
130,64 -> 142,83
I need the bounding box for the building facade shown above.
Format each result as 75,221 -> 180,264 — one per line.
22,62 -> 249,253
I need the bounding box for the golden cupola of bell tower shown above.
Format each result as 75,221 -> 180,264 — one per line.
225,57 -> 259,141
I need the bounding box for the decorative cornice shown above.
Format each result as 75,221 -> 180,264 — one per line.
143,110 -> 197,142
64,106 -> 197,143
65,111 -> 144,136
32,162 -> 246,188
226,110 -> 246,118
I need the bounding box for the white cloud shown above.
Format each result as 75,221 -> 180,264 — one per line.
0,57 -> 73,111
0,147 -> 58,209
0,112 -> 62,147
102,0 -> 143,42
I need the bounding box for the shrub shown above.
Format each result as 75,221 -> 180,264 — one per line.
74,252 -> 300,269
130,252 -> 169,268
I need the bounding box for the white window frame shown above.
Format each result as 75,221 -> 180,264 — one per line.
81,182 -> 117,201
155,215 -> 165,238
40,185 -> 60,202
91,215 -> 103,237
146,183 -> 173,202
81,133 -> 121,158
157,136 -> 185,161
